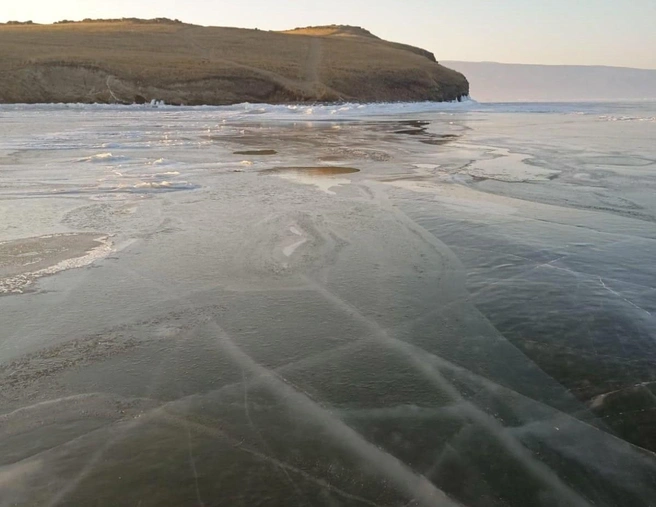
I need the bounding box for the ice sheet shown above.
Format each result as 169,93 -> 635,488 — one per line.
1,101 -> 655,507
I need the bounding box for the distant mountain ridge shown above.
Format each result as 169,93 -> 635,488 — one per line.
442,61 -> 656,102
0,20 -> 468,105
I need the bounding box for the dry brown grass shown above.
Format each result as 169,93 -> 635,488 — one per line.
0,20 -> 468,104
283,25 -> 380,38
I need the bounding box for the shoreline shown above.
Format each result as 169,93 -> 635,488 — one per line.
0,97 -> 473,108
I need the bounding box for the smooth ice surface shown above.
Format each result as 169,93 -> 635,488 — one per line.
1,101 -> 655,507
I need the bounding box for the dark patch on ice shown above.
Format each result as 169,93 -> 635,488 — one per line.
394,128 -> 428,136
392,120 -> 432,136
233,150 -> 277,156
399,120 -> 431,128
389,120 -> 461,145
420,135 -> 461,146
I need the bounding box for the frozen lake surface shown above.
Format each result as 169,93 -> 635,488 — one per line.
1,101 -> 655,506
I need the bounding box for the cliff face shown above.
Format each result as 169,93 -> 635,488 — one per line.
0,20 -> 469,105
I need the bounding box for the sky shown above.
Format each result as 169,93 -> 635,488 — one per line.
3,0 -> 656,70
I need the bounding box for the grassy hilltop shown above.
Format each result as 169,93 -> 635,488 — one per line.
0,19 -> 469,105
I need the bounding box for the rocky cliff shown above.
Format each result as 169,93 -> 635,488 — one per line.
0,19 -> 469,105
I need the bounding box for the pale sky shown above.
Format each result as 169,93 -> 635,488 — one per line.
3,0 -> 656,70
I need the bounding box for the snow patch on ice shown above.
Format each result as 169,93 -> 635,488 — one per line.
78,153 -> 128,163
0,236 -> 113,295
598,115 -> 656,123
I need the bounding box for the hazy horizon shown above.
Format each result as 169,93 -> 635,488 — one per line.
2,0 -> 656,70
445,61 -> 656,71
443,61 -> 656,102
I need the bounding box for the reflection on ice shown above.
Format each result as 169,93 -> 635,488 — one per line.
261,166 -> 360,195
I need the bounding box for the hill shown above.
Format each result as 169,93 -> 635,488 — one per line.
442,61 -> 656,102
0,19 -> 468,105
